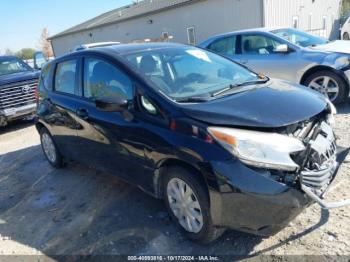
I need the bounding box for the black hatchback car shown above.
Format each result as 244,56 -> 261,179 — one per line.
36,43 -> 349,243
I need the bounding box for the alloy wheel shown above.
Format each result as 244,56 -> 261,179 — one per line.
308,76 -> 339,102
41,133 -> 57,163
167,178 -> 204,233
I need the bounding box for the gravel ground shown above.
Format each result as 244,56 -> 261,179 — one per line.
0,103 -> 349,260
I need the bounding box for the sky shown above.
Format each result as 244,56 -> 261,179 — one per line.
0,0 -> 133,54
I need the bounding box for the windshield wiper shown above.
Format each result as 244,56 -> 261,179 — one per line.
212,78 -> 269,97
176,96 -> 211,103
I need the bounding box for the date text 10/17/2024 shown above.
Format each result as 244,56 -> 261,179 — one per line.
128,256 -> 220,261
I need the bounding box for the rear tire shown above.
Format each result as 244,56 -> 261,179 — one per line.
304,70 -> 348,104
163,166 -> 225,244
40,127 -> 64,168
343,32 -> 350,40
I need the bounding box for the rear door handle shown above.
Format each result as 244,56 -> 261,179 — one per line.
76,108 -> 89,120
240,59 -> 249,65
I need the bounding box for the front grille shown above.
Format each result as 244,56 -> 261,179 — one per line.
0,81 -> 37,110
299,120 -> 337,196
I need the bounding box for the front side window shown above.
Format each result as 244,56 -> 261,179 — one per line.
241,34 -> 284,55
84,58 -> 133,100
122,47 -> 259,101
208,36 -> 237,56
55,60 -> 77,95
0,57 -> 31,76
272,28 -> 328,47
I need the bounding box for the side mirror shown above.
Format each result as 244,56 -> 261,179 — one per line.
274,44 -> 290,53
33,52 -> 48,70
95,96 -> 128,112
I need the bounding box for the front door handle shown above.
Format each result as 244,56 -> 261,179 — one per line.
76,108 -> 89,120
240,59 -> 249,65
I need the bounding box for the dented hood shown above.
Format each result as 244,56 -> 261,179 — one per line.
0,70 -> 39,86
180,80 -> 328,128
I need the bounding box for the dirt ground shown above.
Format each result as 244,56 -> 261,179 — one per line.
0,103 -> 350,260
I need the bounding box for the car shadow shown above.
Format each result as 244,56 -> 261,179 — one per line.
0,145 -> 329,257
336,99 -> 350,115
0,119 -> 35,135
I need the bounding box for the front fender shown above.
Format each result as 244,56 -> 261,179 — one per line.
296,50 -> 349,84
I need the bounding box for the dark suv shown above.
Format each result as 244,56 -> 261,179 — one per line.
36,43 -> 349,243
0,56 -> 40,127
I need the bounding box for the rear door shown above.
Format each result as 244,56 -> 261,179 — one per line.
43,58 -> 82,159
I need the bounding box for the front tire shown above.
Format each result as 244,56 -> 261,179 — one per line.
40,127 -> 64,168
163,167 -> 225,244
304,70 -> 348,104
343,32 -> 350,40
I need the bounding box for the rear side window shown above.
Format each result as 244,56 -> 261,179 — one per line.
208,36 -> 237,55
83,58 -> 133,100
55,60 -> 77,95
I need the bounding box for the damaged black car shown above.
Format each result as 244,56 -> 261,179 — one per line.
36,43 -> 350,243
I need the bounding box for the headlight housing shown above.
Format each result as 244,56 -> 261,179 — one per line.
208,127 -> 306,171
335,56 -> 350,69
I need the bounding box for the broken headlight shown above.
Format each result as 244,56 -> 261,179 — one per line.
208,127 -> 306,171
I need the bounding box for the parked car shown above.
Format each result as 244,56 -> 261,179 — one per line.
0,56 -> 40,127
199,27 -> 350,104
74,42 -> 120,52
36,43 -> 349,243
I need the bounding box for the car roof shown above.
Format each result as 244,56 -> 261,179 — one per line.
213,27 -> 284,37
198,27 -> 287,46
60,42 -> 192,60
82,42 -> 121,48
100,42 -> 190,54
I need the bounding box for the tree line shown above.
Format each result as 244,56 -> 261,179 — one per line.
3,28 -> 54,60
342,0 -> 350,15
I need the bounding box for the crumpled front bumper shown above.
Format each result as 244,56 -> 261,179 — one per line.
301,146 -> 350,209
208,146 -> 349,236
208,160 -> 311,236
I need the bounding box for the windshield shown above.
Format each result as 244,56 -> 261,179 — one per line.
122,46 -> 259,101
0,57 -> 32,76
271,28 -> 328,47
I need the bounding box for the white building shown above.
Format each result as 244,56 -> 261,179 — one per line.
50,0 -> 342,57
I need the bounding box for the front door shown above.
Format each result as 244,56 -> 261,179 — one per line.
74,57 -> 152,187
236,33 -> 300,82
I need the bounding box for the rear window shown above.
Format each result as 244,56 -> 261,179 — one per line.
208,36 -> 237,55
54,60 -> 78,95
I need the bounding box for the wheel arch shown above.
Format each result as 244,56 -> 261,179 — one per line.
153,158 -> 210,201
300,65 -> 348,85
35,122 -> 46,133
